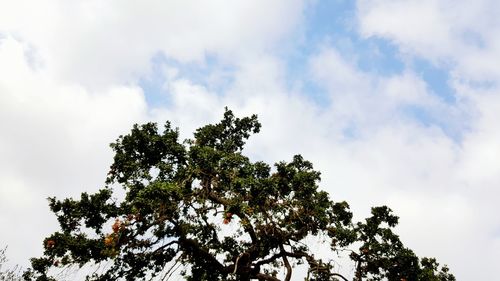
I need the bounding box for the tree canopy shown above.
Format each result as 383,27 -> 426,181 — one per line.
25,109 -> 455,281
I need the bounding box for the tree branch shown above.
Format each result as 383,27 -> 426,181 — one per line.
279,244 -> 292,281
177,237 -> 225,273
331,273 -> 349,281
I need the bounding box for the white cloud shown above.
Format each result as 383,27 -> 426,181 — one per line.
357,0 -> 454,58
0,0 -> 308,89
357,0 -> 500,82
308,47 -> 458,131
0,35 -> 147,266
354,1 -> 500,278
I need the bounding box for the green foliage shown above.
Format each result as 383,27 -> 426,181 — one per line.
25,109 -> 455,281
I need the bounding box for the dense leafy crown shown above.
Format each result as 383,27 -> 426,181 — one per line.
25,109 -> 455,281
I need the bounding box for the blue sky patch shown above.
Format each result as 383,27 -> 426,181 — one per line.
412,58 -> 455,104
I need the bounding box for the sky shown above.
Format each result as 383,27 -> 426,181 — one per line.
0,0 -> 499,280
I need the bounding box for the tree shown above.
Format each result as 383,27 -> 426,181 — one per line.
1,247 -> 23,281
25,109 -> 455,281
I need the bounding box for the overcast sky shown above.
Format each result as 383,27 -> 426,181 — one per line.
1,1 -> 499,280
